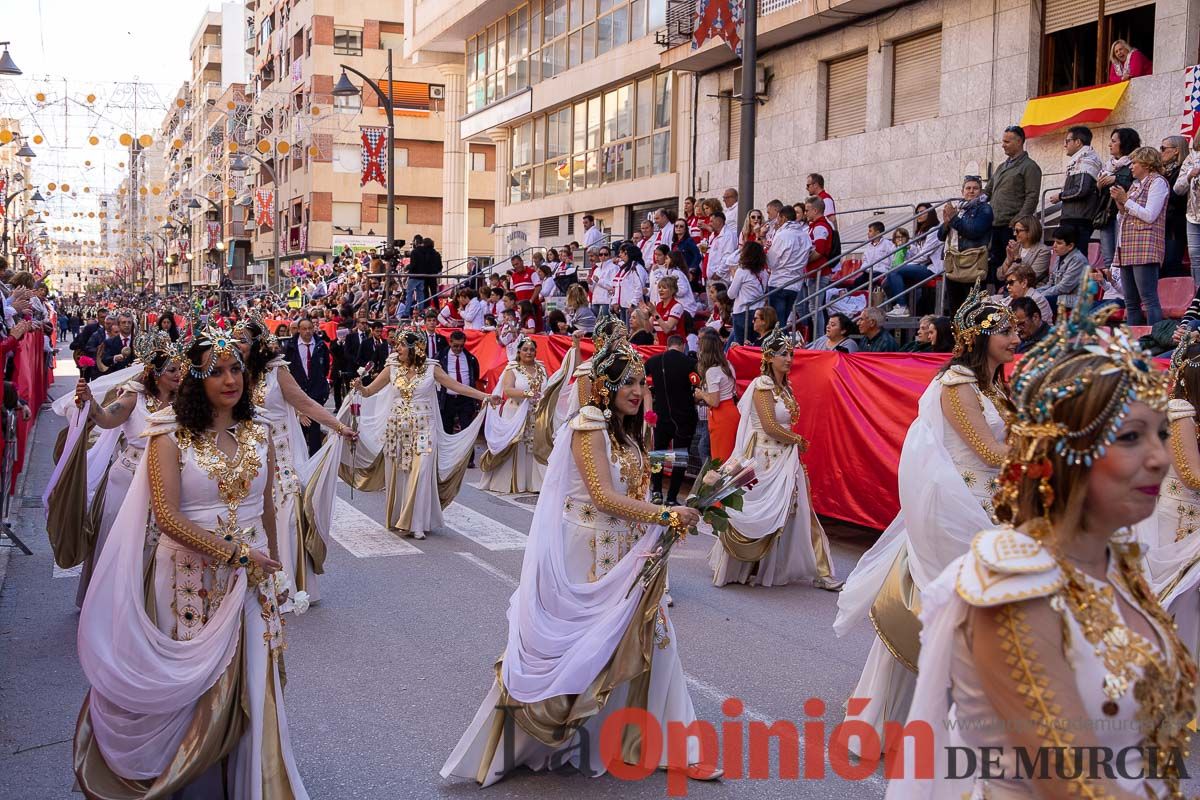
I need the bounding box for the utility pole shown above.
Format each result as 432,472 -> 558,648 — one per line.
736,0 -> 757,232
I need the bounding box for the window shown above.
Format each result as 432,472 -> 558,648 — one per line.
1040,1 -> 1155,94
825,51 -> 867,139
332,144 -> 359,173
508,73 -> 671,202
380,23 -> 405,52
891,28 -> 942,126
722,92 -> 741,162
334,27 -> 363,56
393,203 -> 409,224
468,0 -> 653,114
334,93 -> 361,113
469,206 -> 486,227
471,152 -> 488,171
394,147 -> 409,167
332,201 -> 361,228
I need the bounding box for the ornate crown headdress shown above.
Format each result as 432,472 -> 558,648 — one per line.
593,316 -> 628,349
589,337 -> 646,418
992,287 -> 1168,523
952,281 -> 1014,357
759,325 -> 792,375
390,321 -> 426,357
233,309 -> 279,351
133,330 -> 181,374
178,319 -> 245,380
513,332 -> 537,356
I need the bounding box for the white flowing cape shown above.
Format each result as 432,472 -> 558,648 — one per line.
336,359 -> 483,484
723,376 -> 797,537
833,375 -> 993,636
481,364 -> 533,457
501,416 -> 662,702
76,415 -> 250,780
45,364 -> 145,512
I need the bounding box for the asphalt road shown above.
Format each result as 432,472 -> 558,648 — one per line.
11,346 -> 1183,798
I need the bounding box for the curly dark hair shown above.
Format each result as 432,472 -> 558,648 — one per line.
174,342 -> 255,435
395,332 -> 427,369
241,321 -> 277,386
141,351 -> 175,399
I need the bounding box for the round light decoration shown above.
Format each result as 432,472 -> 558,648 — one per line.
172,138 -> 183,149
176,98 -> 185,108
118,133 -> 133,146
46,182 -> 56,191
227,141 -> 239,153
35,92 -> 45,102
60,183 -> 69,192
32,135 -> 43,144
256,139 -> 271,154
84,160 -> 91,166
311,107 -> 321,116
138,134 -> 153,148
0,130 -> 13,144
86,93 -> 96,104
226,101 -> 236,110
308,145 -> 319,157
276,141 -> 290,155
151,186 -> 161,195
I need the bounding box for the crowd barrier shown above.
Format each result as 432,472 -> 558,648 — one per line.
458,331 -> 950,531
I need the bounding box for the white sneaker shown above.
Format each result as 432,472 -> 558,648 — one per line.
412,530 -> 426,540
813,575 -> 845,592
887,305 -> 909,317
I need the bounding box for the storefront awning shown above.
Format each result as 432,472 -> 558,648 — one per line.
1018,81 -> 1130,139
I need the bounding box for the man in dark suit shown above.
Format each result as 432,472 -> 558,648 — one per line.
344,314 -> 371,371
329,324 -> 355,410
284,317 -> 332,456
359,321 -> 390,378
71,307 -> 107,381
438,330 -> 480,467
420,311 -> 448,362
100,312 -> 136,372
644,334 -> 699,506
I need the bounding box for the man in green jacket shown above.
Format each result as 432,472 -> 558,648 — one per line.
986,125 -> 1043,286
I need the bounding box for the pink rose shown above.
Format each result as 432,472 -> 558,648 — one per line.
644,410 -> 659,426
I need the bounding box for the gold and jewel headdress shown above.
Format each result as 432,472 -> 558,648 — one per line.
952,281 -> 1014,357
513,332 -> 537,357
390,321 -> 427,358
593,316 -> 628,349
233,308 -> 279,351
589,337 -> 645,418
179,322 -> 245,380
133,330 -> 181,375
992,287 -> 1168,523
759,325 -> 792,375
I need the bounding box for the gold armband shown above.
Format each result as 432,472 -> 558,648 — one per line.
579,434 -> 662,525
148,439 -> 236,563
947,385 -> 1005,467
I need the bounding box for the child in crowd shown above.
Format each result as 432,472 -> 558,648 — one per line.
890,228 -> 910,267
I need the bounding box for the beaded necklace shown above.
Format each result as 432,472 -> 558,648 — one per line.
175,421 -> 266,527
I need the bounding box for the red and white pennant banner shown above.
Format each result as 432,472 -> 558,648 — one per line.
255,188 -> 274,228
360,126 -> 387,187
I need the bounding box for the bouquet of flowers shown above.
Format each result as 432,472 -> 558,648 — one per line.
628,455 -> 758,596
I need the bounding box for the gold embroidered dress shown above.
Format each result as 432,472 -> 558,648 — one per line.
708,374 -> 837,587
73,412 -> 308,799
886,527 -> 1195,800
441,406 -> 700,786
478,361 -> 549,493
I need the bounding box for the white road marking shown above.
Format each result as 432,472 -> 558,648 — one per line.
329,498 -> 423,557
682,674 -> 771,723
442,502 -> 528,551
456,551 -> 518,588
53,564 -> 82,579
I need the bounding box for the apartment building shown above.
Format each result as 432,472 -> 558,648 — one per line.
667,0 -> 1198,229
243,0 -> 496,284
405,0 -> 677,256
0,119 -> 36,270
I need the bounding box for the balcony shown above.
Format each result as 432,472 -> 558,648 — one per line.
200,44 -> 223,70
661,0 -> 907,72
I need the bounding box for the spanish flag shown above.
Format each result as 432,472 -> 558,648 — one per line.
1018,81 -> 1130,139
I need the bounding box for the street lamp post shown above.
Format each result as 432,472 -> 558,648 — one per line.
188,194 -> 226,289
231,153 -> 281,289
161,216 -> 192,296
333,49 -> 396,298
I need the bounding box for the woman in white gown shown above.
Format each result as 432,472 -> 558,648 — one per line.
478,335 -> 549,493
1137,334 -> 1200,655
441,338 -> 720,787
888,315 -> 1195,800
68,331 -> 182,607
708,326 -> 842,590
346,323 -> 498,538
238,315 -> 355,603
834,285 -> 1016,754
73,326 -> 310,799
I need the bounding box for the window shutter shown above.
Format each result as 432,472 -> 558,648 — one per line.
892,29 -> 942,126
1044,0 -> 1100,34
539,216 -> 560,238
1102,0 -> 1154,16
825,52 -> 867,139
727,95 -> 742,161
382,81 -> 431,110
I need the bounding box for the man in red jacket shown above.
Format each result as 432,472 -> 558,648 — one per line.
802,195 -> 836,333
507,255 -> 540,304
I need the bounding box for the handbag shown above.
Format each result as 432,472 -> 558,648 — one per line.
943,244 -> 988,284
1092,192 -> 1116,228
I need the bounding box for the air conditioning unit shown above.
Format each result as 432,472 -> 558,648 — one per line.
429,84 -> 446,100
731,66 -> 768,99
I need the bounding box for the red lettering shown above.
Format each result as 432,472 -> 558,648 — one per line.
721,698 -> 744,779
882,719 -> 936,779
666,720 -> 719,797
803,698 -> 825,779
598,707 -> 661,782
748,720 -> 799,779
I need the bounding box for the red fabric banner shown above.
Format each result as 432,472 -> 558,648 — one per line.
14,332 -> 51,490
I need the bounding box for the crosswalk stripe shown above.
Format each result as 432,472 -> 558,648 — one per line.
329,498 -> 423,557
455,551 -> 519,587
442,502 -> 528,551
